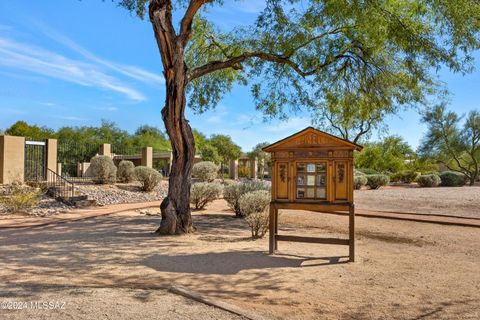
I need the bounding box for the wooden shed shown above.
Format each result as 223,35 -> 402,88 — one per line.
263,127 -> 363,261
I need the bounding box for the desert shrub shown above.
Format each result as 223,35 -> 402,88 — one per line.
354,175 -> 368,190
365,174 -> 390,189
190,182 -> 223,210
134,166 -> 163,191
416,174 -> 441,187
354,169 -> 365,176
390,170 -> 420,183
239,190 -> 271,238
117,160 -> 135,183
238,166 -> 250,178
224,180 -> 271,217
90,155 -> 117,184
192,161 -> 219,182
357,168 -> 378,175
439,171 -> 466,187
0,183 -> 41,213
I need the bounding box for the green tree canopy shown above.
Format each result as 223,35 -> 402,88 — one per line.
208,134 -> 242,166
419,103 -> 480,185
5,121 -> 56,140
131,125 -> 171,151
355,135 -> 414,173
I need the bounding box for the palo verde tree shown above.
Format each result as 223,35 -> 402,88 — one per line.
209,134 -> 242,176
420,104 -> 480,185
115,0 -> 480,234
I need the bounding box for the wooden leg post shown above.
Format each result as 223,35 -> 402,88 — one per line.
269,204 -> 275,254
349,204 -> 355,262
274,208 -> 278,251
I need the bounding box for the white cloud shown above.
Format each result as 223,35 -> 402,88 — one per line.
95,106 -> 119,112
34,22 -> 165,86
0,37 -> 146,101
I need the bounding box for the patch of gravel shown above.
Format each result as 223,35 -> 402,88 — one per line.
0,185 -> 72,217
76,181 -> 168,206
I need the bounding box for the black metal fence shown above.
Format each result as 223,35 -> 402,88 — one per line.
46,168 -> 75,198
24,139 -> 46,182
111,144 -> 143,156
58,141 -> 98,181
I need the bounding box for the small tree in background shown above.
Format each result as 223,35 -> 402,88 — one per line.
355,136 -> 414,173
209,134 -> 242,179
420,104 -> 479,185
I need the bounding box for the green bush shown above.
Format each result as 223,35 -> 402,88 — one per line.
391,170 -> 420,183
238,190 -> 271,239
134,166 -> 163,191
354,175 -> 368,190
192,161 -> 219,182
0,183 -> 41,213
439,171 -> 466,187
357,168 -> 378,175
117,160 -> 135,183
90,155 -> 117,184
416,174 -> 441,187
366,174 -> 390,189
223,180 -> 271,217
190,182 -> 223,210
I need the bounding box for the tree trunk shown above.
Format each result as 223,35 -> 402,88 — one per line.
156,72 -> 195,234
148,0 -> 197,235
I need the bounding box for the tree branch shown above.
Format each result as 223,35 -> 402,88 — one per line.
149,0 -> 176,73
179,0 -> 211,47
188,50 -> 350,81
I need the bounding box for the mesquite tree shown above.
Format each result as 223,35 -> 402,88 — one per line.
116,0 -> 480,234
420,104 -> 480,186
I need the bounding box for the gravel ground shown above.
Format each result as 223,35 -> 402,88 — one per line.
75,181 -> 168,206
355,185 -> 480,218
0,285 -> 245,320
0,187 -> 71,217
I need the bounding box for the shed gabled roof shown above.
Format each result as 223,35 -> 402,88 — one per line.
262,127 -> 363,152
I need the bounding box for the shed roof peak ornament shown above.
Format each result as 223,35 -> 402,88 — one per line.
262,127 -> 363,152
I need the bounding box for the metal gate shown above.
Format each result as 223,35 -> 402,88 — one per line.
24,140 -> 46,182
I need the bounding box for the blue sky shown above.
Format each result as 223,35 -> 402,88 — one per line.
0,0 -> 479,151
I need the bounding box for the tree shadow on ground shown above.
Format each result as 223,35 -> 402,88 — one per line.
143,251 -> 348,275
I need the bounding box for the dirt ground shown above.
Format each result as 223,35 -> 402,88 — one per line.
355,185 -> 480,218
1,197 -> 479,320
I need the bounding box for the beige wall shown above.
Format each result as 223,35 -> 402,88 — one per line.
99,143 -> 111,156
0,136 -> 25,184
46,139 -> 57,174
141,147 -> 153,168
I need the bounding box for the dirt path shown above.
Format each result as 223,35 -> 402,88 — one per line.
355,186 -> 480,218
1,199 -> 479,319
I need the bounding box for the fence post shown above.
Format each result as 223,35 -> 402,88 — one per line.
99,143 -> 111,156
46,139 -> 57,177
0,135 -> 25,184
229,159 -> 238,180
141,147 -> 153,168
57,163 -> 62,177
250,158 -> 258,179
